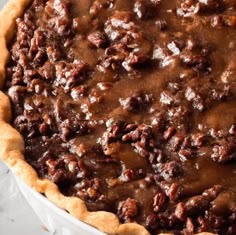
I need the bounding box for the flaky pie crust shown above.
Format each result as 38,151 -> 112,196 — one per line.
0,1 -> 216,234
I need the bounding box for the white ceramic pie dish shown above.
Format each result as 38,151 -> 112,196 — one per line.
15,176 -> 106,235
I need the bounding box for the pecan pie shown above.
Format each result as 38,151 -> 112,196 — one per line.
0,0 -> 236,234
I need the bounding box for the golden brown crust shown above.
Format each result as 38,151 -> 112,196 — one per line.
0,0 -> 32,89
0,1 -> 217,235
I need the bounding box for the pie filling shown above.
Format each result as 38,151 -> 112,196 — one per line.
4,0 -> 236,234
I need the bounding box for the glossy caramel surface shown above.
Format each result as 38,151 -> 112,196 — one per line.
4,0 -> 236,234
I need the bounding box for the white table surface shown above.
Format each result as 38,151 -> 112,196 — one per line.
0,159 -> 50,235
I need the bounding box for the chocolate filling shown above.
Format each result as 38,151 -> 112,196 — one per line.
4,0 -> 236,234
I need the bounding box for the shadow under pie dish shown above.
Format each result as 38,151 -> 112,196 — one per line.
0,0 -> 236,234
